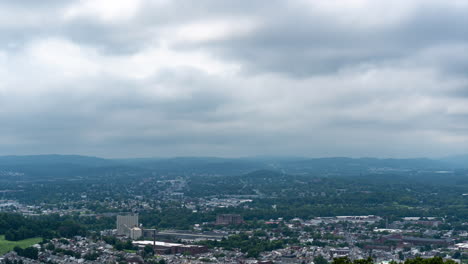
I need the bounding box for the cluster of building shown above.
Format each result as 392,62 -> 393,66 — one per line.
1,212 -> 467,264
113,214 -> 213,256
0,237 -> 147,264
200,198 -> 253,209
307,215 -> 382,225
102,214 -> 466,263
0,199 -> 97,216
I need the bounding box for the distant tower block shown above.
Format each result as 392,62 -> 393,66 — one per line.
216,214 -> 244,225
117,214 -> 139,237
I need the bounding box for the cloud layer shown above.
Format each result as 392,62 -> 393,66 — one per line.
1,0 -> 467,158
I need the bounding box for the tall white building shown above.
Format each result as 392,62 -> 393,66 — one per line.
130,227 -> 142,240
117,214 -> 139,237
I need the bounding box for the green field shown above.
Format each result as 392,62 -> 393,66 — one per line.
0,235 -> 42,255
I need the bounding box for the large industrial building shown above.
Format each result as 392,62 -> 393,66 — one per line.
153,230 -> 227,242
215,214 -> 244,225
117,214 -> 141,239
132,240 -> 208,255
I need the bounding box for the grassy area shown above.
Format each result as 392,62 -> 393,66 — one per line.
0,235 -> 42,255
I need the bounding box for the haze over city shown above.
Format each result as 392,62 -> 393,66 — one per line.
1,0 -> 468,158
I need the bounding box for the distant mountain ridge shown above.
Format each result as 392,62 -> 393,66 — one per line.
0,154 -> 112,166
0,154 -> 466,179
439,154 -> 468,168
279,157 -> 452,173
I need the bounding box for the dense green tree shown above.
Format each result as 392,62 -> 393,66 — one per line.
14,246 -> 39,260
144,244 -> 154,255
314,255 -> 329,264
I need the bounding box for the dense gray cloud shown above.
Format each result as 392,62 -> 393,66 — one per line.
0,0 -> 467,158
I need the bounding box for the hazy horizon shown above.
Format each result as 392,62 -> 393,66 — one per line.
0,153 -> 466,160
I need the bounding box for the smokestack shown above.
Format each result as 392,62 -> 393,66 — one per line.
153,229 -> 156,255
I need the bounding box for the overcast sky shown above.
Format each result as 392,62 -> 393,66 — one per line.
0,0 -> 467,158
